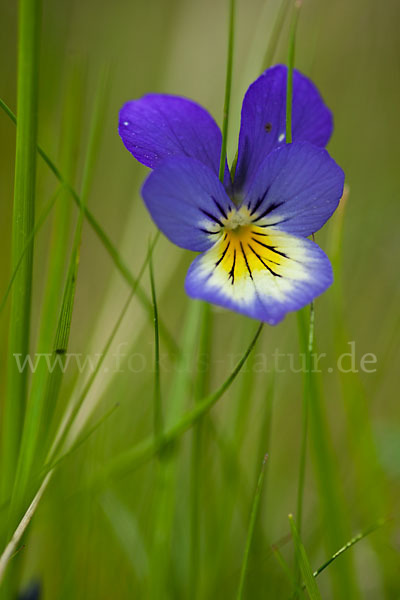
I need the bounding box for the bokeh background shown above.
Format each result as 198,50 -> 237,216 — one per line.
0,0 -> 399,598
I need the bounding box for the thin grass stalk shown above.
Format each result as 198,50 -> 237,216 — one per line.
5,72 -> 83,528
262,0 -> 291,70
295,303 -> 314,537
283,7 -> 358,596
289,514 -> 322,600
330,192 -> 391,588
150,300 -> 205,599
284,0 -> 310,542
7,70 -> 107,532
0,185 -> 62,316
149,244 -> 163,439
1,0 -> 41,500
0,473 -> 50,584
307,364 -> 361,598
45,235 -> 159,468
285,1 -> 300,145
237,454 -> 268,600
0,97 -> 179,356
218,0 -> 235,181
189,302 -> 212,598
0,237 -> 157,555
92,323 -> 264,487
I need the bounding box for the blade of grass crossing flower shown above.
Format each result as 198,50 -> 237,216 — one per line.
237,454 -> 268,600
7,70 -> 107,532
218,0 -> 235,181
1,0 -> 41,500
0,97 -> 179,357
289,514 -> 322,600
285,10 -> 360,596
285,0 -> 301,144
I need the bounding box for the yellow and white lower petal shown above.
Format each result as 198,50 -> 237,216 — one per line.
185,221 -> 332,325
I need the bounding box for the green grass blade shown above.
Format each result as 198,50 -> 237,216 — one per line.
218,0 -> 235,180
7,70 -> 107,530
0,185 -> 62,317
95,323 -> 264,485
0,97 -> 179,357
295,303 -> 314,537
271,544 -> 301,593
262,0 -> 291,69
99,490 -> 149,583
189,302 -> 213,598
0,473 -> 51,585
307,369 -> 361,597
285,1 -> 301,144
237,454 -> 268,600
289,514 -> 322,600
44,404 -> 119,475
313,519 -> 387,580
149,300 -> 204,599
285,0 -> 309,551
1,0 -> 41,499
149,243 -> 163,439
46,234 -> 159,466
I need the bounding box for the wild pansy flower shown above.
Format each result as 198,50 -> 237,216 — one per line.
119,65 -> 344,325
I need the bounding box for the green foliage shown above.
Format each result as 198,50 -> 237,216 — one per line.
0,0 -> 398,597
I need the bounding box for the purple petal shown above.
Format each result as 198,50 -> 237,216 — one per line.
234,65 -> 333,190
141,157 -> 235,252
243,142 -> 344,237
185,230 -> 333,325
119,94 -> 223,175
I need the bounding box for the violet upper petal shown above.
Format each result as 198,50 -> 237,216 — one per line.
234,65 -> 333,191
243,141 -> 344,238
119,94 -> 223,175
141,157 -> 235,252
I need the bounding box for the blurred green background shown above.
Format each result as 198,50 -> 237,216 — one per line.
0,0 -> 399,598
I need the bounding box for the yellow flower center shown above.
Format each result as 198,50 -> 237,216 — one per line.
213,208 -> 288,283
